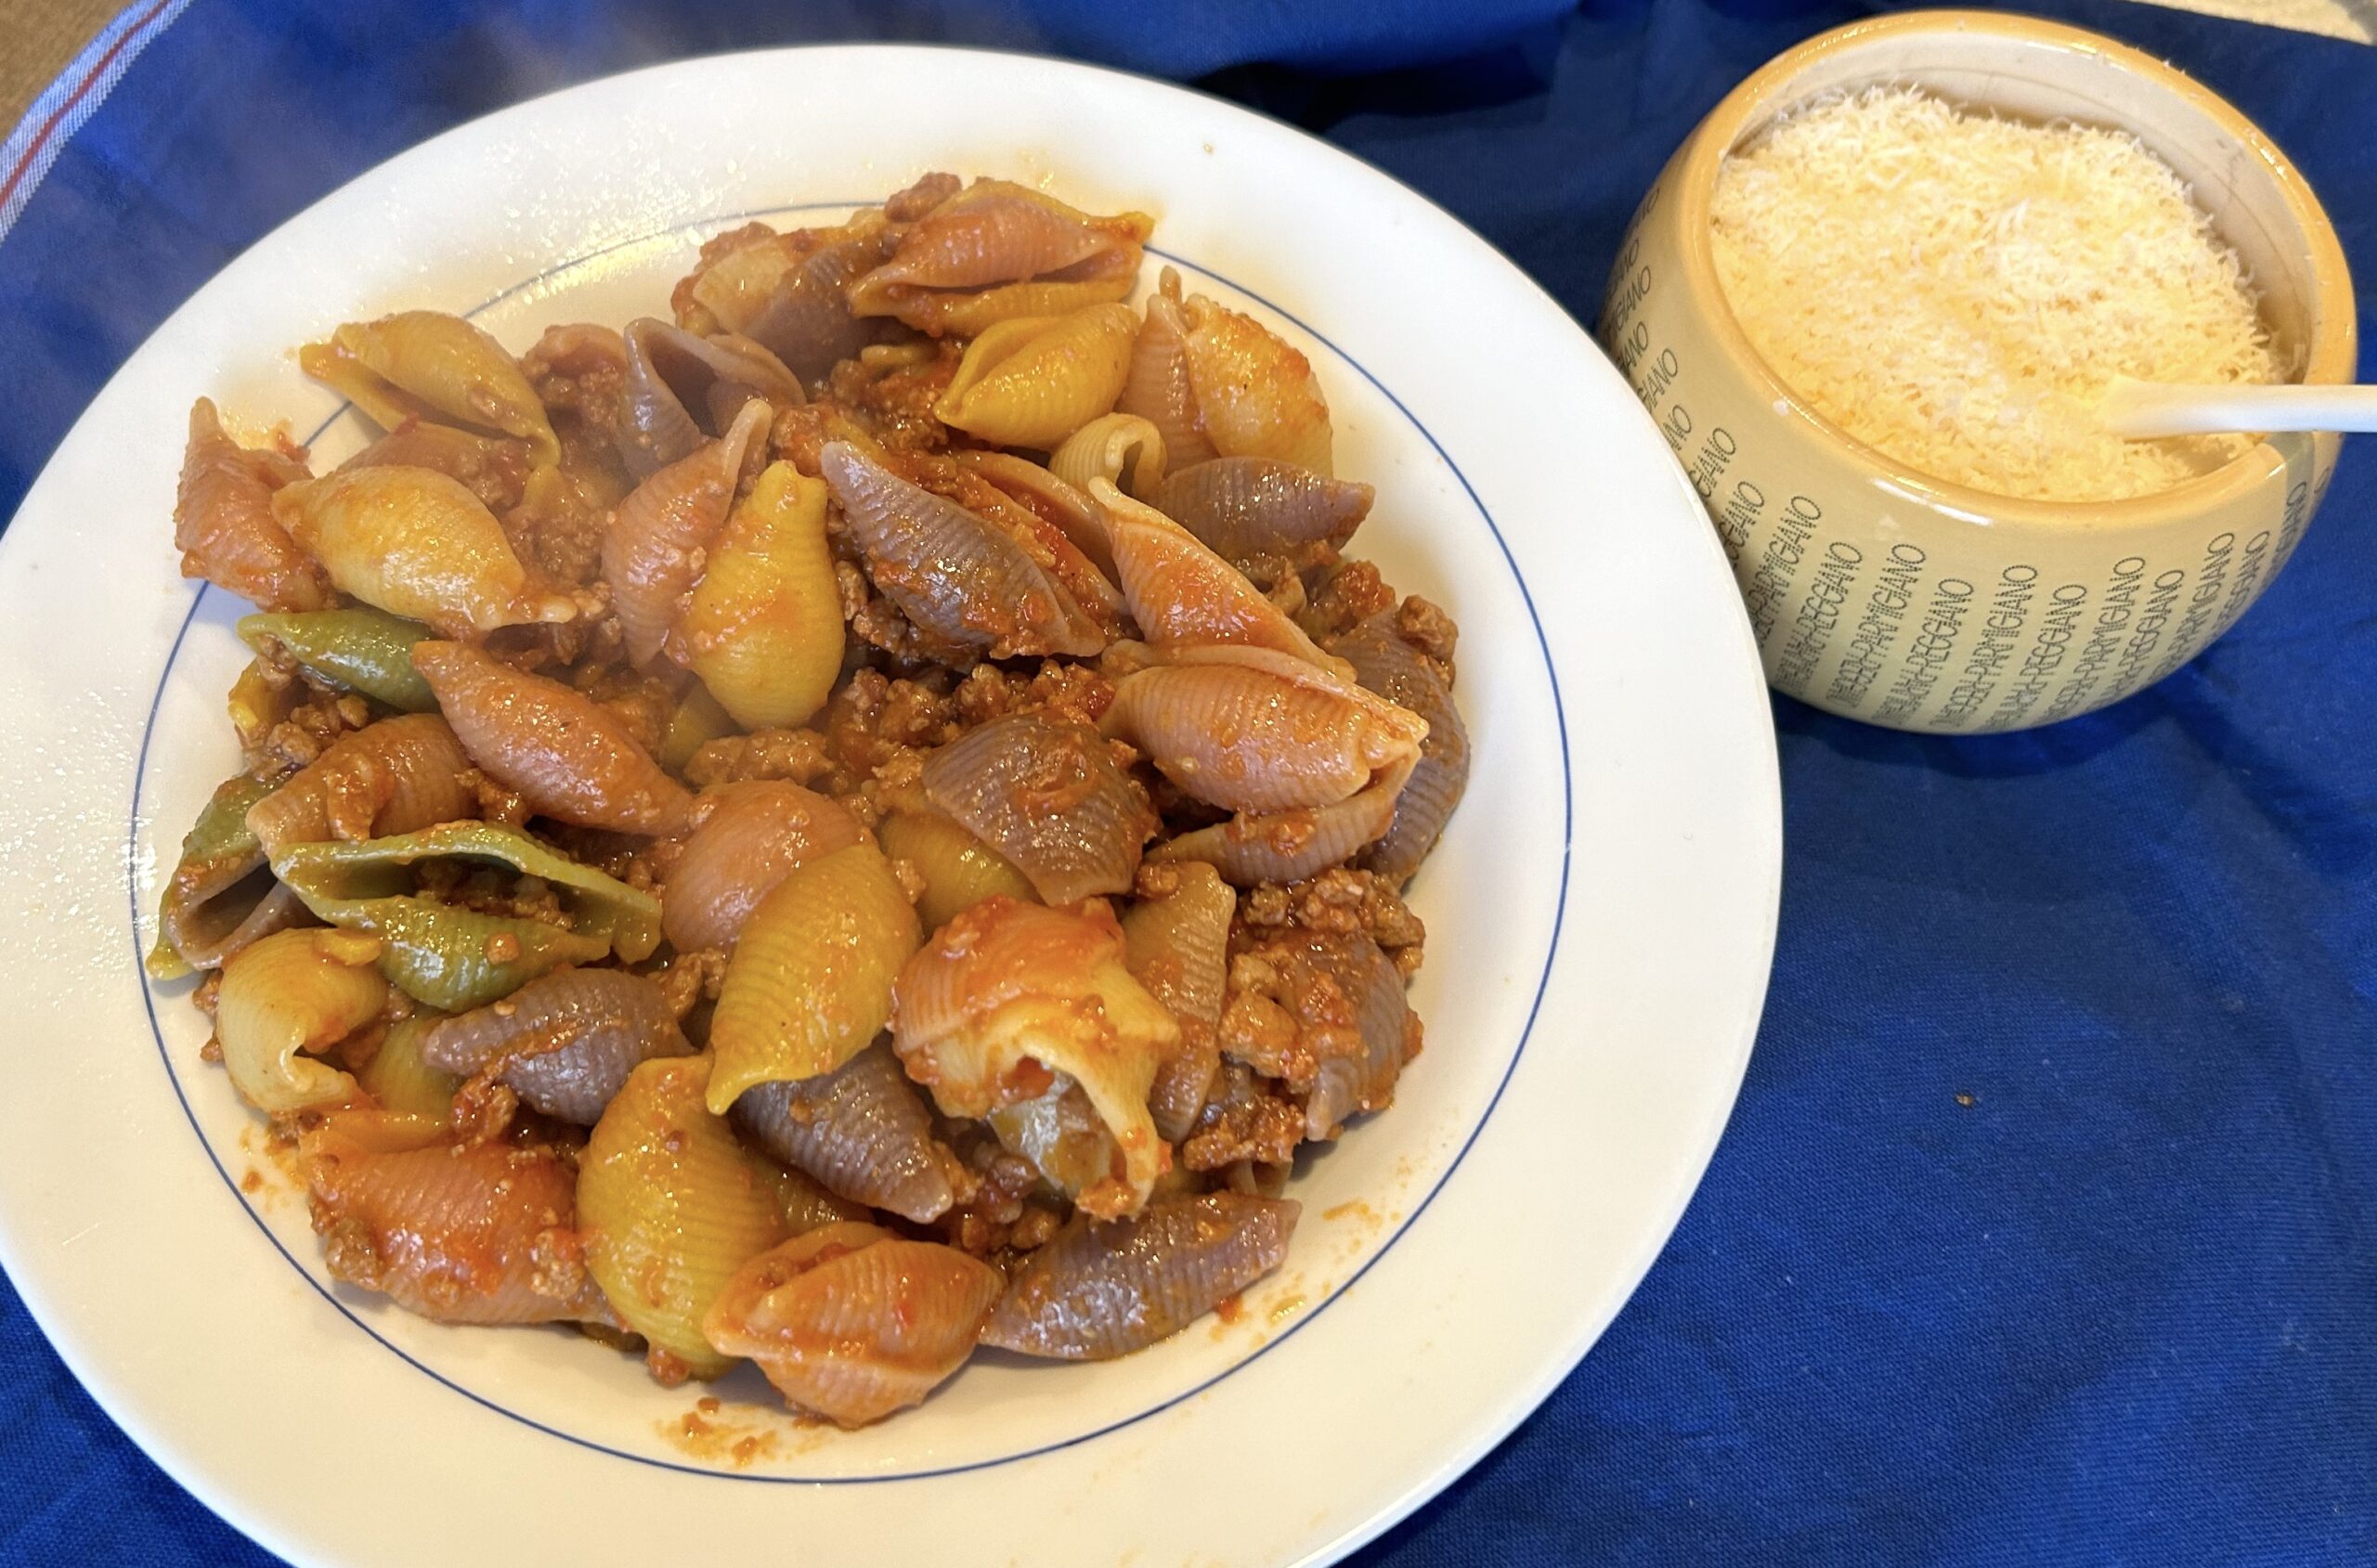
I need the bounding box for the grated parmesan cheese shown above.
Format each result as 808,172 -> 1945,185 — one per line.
1708,86 -> 2281,503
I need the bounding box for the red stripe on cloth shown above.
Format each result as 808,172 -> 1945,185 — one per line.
0,0 -> 182,214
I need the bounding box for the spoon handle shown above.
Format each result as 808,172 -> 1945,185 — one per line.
2101,377 -> 2377,438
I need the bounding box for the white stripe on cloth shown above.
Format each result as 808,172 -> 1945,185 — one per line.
0,0 -> 199,245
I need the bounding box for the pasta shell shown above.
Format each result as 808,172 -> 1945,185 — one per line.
305,1132 -> 604,1324
580,1056 -> 790,1380
1150,755 -> 1414,888
662,781 -> 864,953
1289,935 -> 1419,1139
731,1041 -> 966,1224
892,899 -> 1176,1219
1181,293 -> 1333,475
602,398 -> 771,667
338,422 -> 533,515
152,772 -> 305,977
1333,614 -> 1470,885
273,466 -> 575,638
981,1192 -> 1299,1359
820,440 -> 1110,659
987,1081 -> 1128,1205
707,843 -> 922,1112
1120,862 -> 1235,1144
215,927 -> 387,1114
618,318 -> 803,479
238,607 -> 437,713
932,304 -> 1137,449
1116,274 -> 1215,470
301,310 -> 559,465
173,398 -> 331,612
411,641 -> 694,836
357,1016 -> 461,1121
1050,412 -> 1166,499
270,822 -> 662,1010
702,1225 -> 1003,1427
681,462 -> 844,730
1099,646 -> 1429,812
849,179 -> 1152,335
244,713 -> 475,860
420,967 -> 692,1124
874,809 -> 1038,934
679,217 -> 892,382
918,712 -> 1154,906
657,681 -> 739,776
948,452 -> 1114,582
1144,457 -> 1372,568
1094,481 -> 1345,672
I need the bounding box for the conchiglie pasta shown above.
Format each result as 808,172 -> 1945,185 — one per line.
1094,480 -> 1345,672
681,462 -> 843,729
580,1055 -> 789,1381
357,1015 -> 461,1121
663,781 -> 864,952
410,641 -> 693,836
1120,861 -> 1235,1144
174,398 -> 331,612
848,179 -> 1152,336
702,1225 -> 1003,1427
1049,411 -> 1166,499
874,809 -> 1038,933
1099,646 -> 1429,813
1180,292 -> 1334,475
216,927 -> 387,1114
244,713 -> 476,859
271,822 -> 663,1011
271,466 -> 576,638
893,899 -> 1178,1218
657,682 -> 739,775
304,1123 -> 604,1324
603,399 -> 772,667
933,304 -> 1137,449
150,772 -> 300,978
238,607 -> 437,713
706,843 -> 922,1112
300,310 -> 558,465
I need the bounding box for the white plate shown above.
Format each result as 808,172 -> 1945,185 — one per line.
0,45 -> 1779,1568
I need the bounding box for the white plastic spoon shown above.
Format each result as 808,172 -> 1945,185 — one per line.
2100,377 -> 2377,438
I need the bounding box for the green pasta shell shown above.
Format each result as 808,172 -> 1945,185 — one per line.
272,822 -> 663,1011
239,607 -> 437,712
147,772 -> 282,980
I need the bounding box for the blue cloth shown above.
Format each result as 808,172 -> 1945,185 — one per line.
4,0 -> 2373,1562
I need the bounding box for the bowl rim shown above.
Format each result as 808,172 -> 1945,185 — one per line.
1669,6 -> 2358,529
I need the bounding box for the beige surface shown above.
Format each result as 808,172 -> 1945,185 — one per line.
0,0 -> 2365,144
0,0 -> 121,134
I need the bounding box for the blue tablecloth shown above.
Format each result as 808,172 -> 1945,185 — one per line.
3,1 -> 2371,1562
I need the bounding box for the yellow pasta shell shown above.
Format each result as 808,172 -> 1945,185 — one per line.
706,844 -> 922,1113
658,681 -> 739,775
303,311 -> 558,465
933,304 -> 1137,449
580,1055 -> 790,1380
272,466 -> 573,638
876,809 -> 1040,933
1050,412 -> 1166,498
357,1015 -> 460,1121
216,927 -> 387,1114
682,462 -> 844,730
